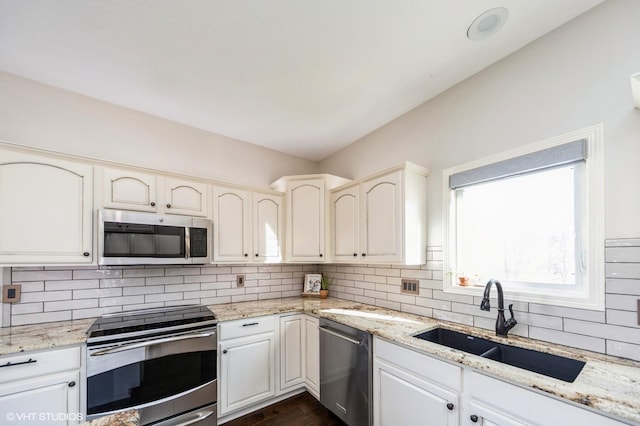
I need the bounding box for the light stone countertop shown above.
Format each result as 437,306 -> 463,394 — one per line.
0,318 -> 94,355
1,297 -> 638,424
81,410 -> 139,426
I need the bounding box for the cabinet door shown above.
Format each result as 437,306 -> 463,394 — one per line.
361,170 -> 403,263
330,185 -> 360,262
304,316 -> 320,399
279,315 -> 304,392
0,370 -> 80,425
102,167 -> 157,212
0,152 -> 93,264
219,333 -> 276,415
467,371 -> 625,426
253,192 -> 283,262
213,186 -> 251,262
374,358 -> 458,426
287,179 -> 325,261
163,177 -> 209,217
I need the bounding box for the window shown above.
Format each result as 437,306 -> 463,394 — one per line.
443,125 -> 604,310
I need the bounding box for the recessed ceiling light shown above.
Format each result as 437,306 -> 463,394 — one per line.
467,7 -> 509,41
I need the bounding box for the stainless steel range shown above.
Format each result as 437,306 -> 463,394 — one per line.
86,305 -> 218,426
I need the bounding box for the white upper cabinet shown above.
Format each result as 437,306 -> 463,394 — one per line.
213,186 -> 251,262
361,170 -> 404,263
101,167 -> 208,217
271,174 -> 351,262
213,185 -> 283,263
0,150 -> 93,265
253,191 -> 283,262
330,163 -> 429,265
163,177 -> 208,217
330,184 -> 360,262
102,168 -> 157,212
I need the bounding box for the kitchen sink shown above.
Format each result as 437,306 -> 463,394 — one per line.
413,328 -> 586,383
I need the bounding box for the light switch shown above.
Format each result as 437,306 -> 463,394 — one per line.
3,284 -> 21,303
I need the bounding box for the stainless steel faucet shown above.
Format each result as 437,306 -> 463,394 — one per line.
480,279 -> 517,337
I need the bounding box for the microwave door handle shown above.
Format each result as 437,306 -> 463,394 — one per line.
89,332 -> 215,356
185,227 -> 191,260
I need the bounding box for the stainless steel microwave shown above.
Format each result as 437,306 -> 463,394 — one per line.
98,210 -> 212,265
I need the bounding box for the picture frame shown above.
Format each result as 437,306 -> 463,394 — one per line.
302,273 -> 322,297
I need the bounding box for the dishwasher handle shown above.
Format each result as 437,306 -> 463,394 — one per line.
319,326 -> 361,346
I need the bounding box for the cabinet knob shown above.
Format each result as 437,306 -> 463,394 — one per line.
244,254 -> 248,257
353,253 -> 358,257
223,349 -> 228,354
68,381 -> 76,388
166,203 -> 172,208
255,253 -> 259,257
470,415 -> 479,423
319,254 -> 323,257
446,403 -> 454,411
150,202 -> 156,207
83,252 -> 90,257
362,253 -> 367,257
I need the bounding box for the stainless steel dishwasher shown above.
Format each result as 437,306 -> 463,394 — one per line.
319,318 -> 372,426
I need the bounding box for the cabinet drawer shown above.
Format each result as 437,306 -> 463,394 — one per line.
219,315 -> 276,340
0,346 -> 80,384
374,337 -> 461,392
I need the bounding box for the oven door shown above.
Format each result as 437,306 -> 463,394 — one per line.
87,329 -> 217,425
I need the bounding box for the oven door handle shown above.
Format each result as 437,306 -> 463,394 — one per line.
174,409 -> 215,426
89,332 -> 215,356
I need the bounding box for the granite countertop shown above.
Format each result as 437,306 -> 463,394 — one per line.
81,410 -> 139,426
0,318 -> 94,355
1,297 -> 638,424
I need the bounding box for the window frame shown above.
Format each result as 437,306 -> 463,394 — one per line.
442,124 -> 605,310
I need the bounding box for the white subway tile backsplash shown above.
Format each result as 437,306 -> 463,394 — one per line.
21,291 -> 72,303
73,288 -> 122,299
4,239 -> 640,363
606,340 -> 640,362
606,294 -> 639,311
12,311 -> 71,325
13,270 -> 72,282
606,310 -> 640,328
45,299 -> 98,312
605,263 -> 640,279
46,279 -> 99,290
529,327 -> 605,353
606,279 -> 640,295
73,269 -> 122,280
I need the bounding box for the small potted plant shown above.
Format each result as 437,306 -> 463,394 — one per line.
320,275 -> 332,299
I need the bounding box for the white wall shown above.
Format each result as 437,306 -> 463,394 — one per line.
318,0 -> 640,244
0,72 -> 317,189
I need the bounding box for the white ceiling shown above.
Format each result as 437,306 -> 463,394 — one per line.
0,0 -> 604,161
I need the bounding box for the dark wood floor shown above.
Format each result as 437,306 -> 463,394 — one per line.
224,392 -> 345,426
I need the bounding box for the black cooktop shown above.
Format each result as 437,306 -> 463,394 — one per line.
87,305 -> 217,342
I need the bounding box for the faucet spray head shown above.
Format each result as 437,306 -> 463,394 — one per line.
480,298 -> 491,311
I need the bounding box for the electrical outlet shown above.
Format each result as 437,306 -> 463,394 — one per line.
236,274 -> 245,287
401,279 -> 419,295
3,284 -> 21,303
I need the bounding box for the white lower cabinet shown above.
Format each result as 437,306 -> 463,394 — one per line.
373,337 -> 626,426
0,346 -> 81,425
303,315 -> 320,398
279,314 -> 305,391
218,316 -> 277,416
374,337 -> 460,426
279,314 -> 320,398
464,371 -> 625,426
219,314 -> 320,420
